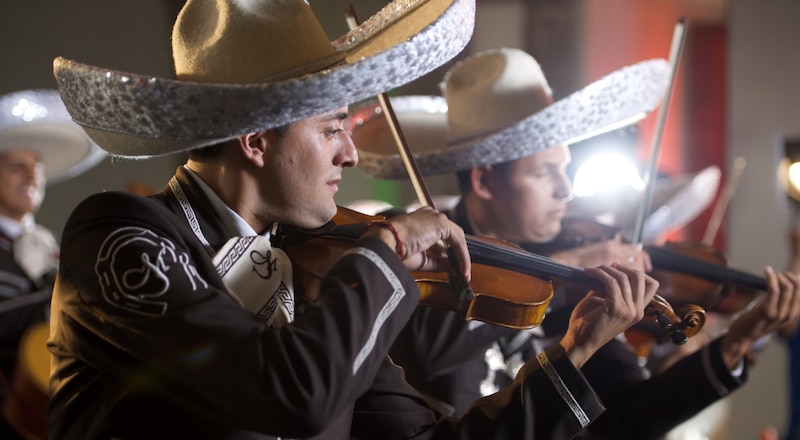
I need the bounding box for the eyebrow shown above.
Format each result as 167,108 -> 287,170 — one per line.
330,111 -> 348,122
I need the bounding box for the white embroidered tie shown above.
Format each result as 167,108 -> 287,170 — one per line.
213,235 -> 294,328
13,225 -> 60,281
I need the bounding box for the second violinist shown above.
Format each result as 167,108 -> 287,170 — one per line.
351,48 -> 800,440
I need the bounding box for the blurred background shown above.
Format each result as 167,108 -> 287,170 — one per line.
1,1 -> 798,438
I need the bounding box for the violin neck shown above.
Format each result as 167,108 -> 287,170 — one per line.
466,236 -> 601,290
645,245 -> 766,291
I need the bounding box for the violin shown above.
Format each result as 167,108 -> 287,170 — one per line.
528,216 -> 765,314
283,206 -> 706,344
645,243 -> 764,314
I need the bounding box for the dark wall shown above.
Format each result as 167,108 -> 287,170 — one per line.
0,1 -> 185,237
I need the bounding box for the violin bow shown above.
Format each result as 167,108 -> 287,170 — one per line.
345,5 -> 474,306
701,156 -> 746,246
630,17 -> 688,248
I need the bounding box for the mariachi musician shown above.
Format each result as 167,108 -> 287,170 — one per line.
0,89 -> 103,439
348,48 -> 800,440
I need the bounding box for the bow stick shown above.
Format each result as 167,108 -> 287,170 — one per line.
630,17 -> 688,248
702,156 -> 746,246
345,4 -> 474,307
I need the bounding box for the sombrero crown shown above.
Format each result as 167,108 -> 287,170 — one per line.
53,0 -> 476,157
0,89 -> 105,184
351,48 -> 670,179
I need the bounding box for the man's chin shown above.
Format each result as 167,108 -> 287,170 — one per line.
304,204 -> 339,229
534,226 -> 562,244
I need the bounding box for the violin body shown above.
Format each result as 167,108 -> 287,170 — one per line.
645,241 -> 765,315
647,242 -> 731,310
284,206 -> 555,330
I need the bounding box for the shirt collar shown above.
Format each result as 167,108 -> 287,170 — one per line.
0,213 -> 34,240
182,166 -> 259,237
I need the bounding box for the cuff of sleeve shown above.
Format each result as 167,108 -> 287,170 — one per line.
703,337 -> 747,396
518,344 -> 605,428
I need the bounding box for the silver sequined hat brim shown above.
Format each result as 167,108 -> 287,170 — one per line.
53,0 -> 475,157
0,89 -> 105,184
353,59 -> 670,179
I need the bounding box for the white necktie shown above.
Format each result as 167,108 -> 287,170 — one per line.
13,225 -> 59,282
213,235 -> 295,328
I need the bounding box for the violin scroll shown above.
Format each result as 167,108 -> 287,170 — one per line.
644,294 -> 706,345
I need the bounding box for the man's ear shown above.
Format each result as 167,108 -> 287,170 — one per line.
471,165 -> 496,200
238,131 -> 269,167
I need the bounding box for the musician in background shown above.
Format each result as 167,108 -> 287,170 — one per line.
350,47 -> 800,439
0,89 -> 103,439
777,220 -> 800,440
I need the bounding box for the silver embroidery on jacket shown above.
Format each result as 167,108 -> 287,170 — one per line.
346,246 -> 405,374
536,351 -> 590,427
96,226 -> 208,316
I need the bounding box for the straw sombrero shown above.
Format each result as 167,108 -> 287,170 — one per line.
0,89 -> 105,184
350,48 -> 670,179
53,0 -> 475,157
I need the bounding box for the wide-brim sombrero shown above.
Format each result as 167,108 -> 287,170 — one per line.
350,57 -> 670,179
348,95 -> 449,179
0,89 -> 105,184
53,0 -> 475,157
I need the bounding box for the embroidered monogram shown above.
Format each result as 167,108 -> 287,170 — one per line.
251,248 -> 280,280
214,236 -> 295,328
95,227 -> 208,316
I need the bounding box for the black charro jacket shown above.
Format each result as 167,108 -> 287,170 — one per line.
47,167 -> 605,440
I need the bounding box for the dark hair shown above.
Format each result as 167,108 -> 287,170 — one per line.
188,140 -> 227,159
273,123 -> 290,139
455,160 -> 514,194
188,123 -> 292,159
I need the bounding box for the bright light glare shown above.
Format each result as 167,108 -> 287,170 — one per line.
789,162 -> 800,192
572,153 -> 643,197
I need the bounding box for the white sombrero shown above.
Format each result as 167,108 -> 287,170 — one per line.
53,0 -> 475,157
351,48 -> 670,179
0,89 -> 105,184
348,95 -> 449,178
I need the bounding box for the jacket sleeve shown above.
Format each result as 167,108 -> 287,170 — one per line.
389,304 -> 520,416
583,335 -> 745,440
49,191 -> 420,438
352,343 -> 605,440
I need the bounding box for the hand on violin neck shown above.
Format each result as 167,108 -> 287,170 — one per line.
560,263 -> 659,369
722,266 -> 800,369
360,207 -> 471,280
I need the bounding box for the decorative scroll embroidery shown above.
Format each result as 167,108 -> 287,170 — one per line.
168,176 -> 214,255
96,226 -> 208,316
346,247 -> 405,374
536,351 -> 590,427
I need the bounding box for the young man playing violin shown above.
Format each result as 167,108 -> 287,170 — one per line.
46,2 -> 663,439
350,47 -> 800,439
